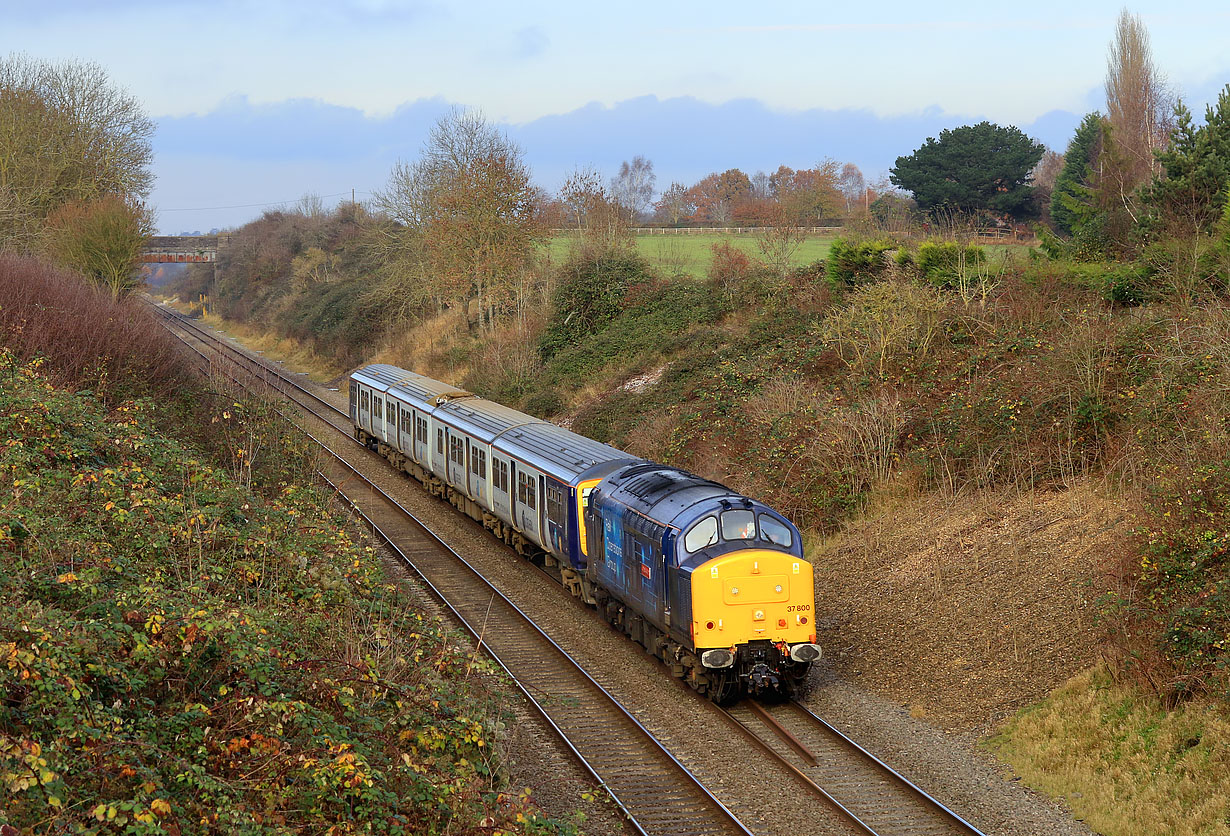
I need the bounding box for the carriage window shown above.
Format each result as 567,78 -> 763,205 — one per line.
416,416 -> 428,443
517,472 -> 536,510
436,428 -> 445,455
450,437 -> 464,466
684,516 -> 719,552
495,460 -> 509,493
471,448 -> 487,478
373,397 -> 382,420
362,391 -> 369,411
720,509 -> 756,541
759,514 -> 793,548
400,408 -> 411,433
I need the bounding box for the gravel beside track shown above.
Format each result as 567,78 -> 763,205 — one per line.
171,314 -> 1094,836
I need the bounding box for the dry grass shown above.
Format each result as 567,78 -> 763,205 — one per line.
810,478 -> 1136,732
197,311 -> 345,383
988,665 -> 1230,836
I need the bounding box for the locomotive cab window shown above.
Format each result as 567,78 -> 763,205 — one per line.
684,516 -> 719,553
720,509 -> 756,541
759,514 -> 793,548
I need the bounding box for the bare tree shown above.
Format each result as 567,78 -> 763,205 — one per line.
653,181 -> 694,225
1103,9 -> 1174,219
0,55 -> 153,250
375,108 -> 544,329
750,170 -> 772,201
560,166 -> 630,254
838,163 -> 866,213
610,155 -> 656,223
1029,149 -> 1064,224
756,205 -> 807,282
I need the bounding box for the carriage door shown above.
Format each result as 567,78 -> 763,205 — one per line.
399,405 -> 412,454
432,424 -> 447,475
516,468 -> 540,541
447,432 -> 465,488
469,443 -> 487,502
545,481 -> 567,558
414,414 -> 428,465
349,381 -> 358,423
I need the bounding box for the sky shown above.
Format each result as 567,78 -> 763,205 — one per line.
5,1 -> 1230,233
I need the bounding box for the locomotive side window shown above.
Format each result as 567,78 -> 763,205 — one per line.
721,509 -> 756,541
684,516 -> 718,552
759,514 -> 793,547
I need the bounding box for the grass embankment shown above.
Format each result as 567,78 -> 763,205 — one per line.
0,254 -> 575,835
989,667 -> 1230,836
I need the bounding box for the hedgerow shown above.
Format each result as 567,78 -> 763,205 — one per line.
0,352 -> 572,835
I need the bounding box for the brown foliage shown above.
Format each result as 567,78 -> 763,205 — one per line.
0,253 -> 195,400
41,194 -> 153,299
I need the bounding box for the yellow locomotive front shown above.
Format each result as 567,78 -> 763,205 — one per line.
690,547 -> 821,696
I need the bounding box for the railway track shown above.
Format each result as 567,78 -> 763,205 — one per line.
152,303 -> 993,836
722,700 -> 985,836
150,303 -> 752,836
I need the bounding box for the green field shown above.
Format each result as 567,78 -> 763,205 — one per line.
545,232 -> 835,278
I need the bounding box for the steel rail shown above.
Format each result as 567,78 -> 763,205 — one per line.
718,699 -> 986,836
152,303 -> 753,836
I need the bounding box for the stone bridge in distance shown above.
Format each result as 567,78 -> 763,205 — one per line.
142,234 -> 229,264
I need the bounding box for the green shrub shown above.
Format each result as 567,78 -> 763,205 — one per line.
0,352 -> 571,834
1101,262 -> 1151,306
916,240 -> 986,286
539,250 -> 652,360
824,237 -> 894,287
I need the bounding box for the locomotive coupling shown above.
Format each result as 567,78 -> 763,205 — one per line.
748,663 -> 780,694
789,643 -> 822,663
701,648 -> 736,669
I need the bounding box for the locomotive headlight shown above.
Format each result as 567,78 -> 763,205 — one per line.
774,584 -> 783,593
753,609 -> 765,621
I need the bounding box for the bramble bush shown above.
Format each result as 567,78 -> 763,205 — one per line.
0,351 -> 574,835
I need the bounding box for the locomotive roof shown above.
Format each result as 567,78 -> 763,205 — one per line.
497,422 -> 638,483
600,463 -> 756,530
